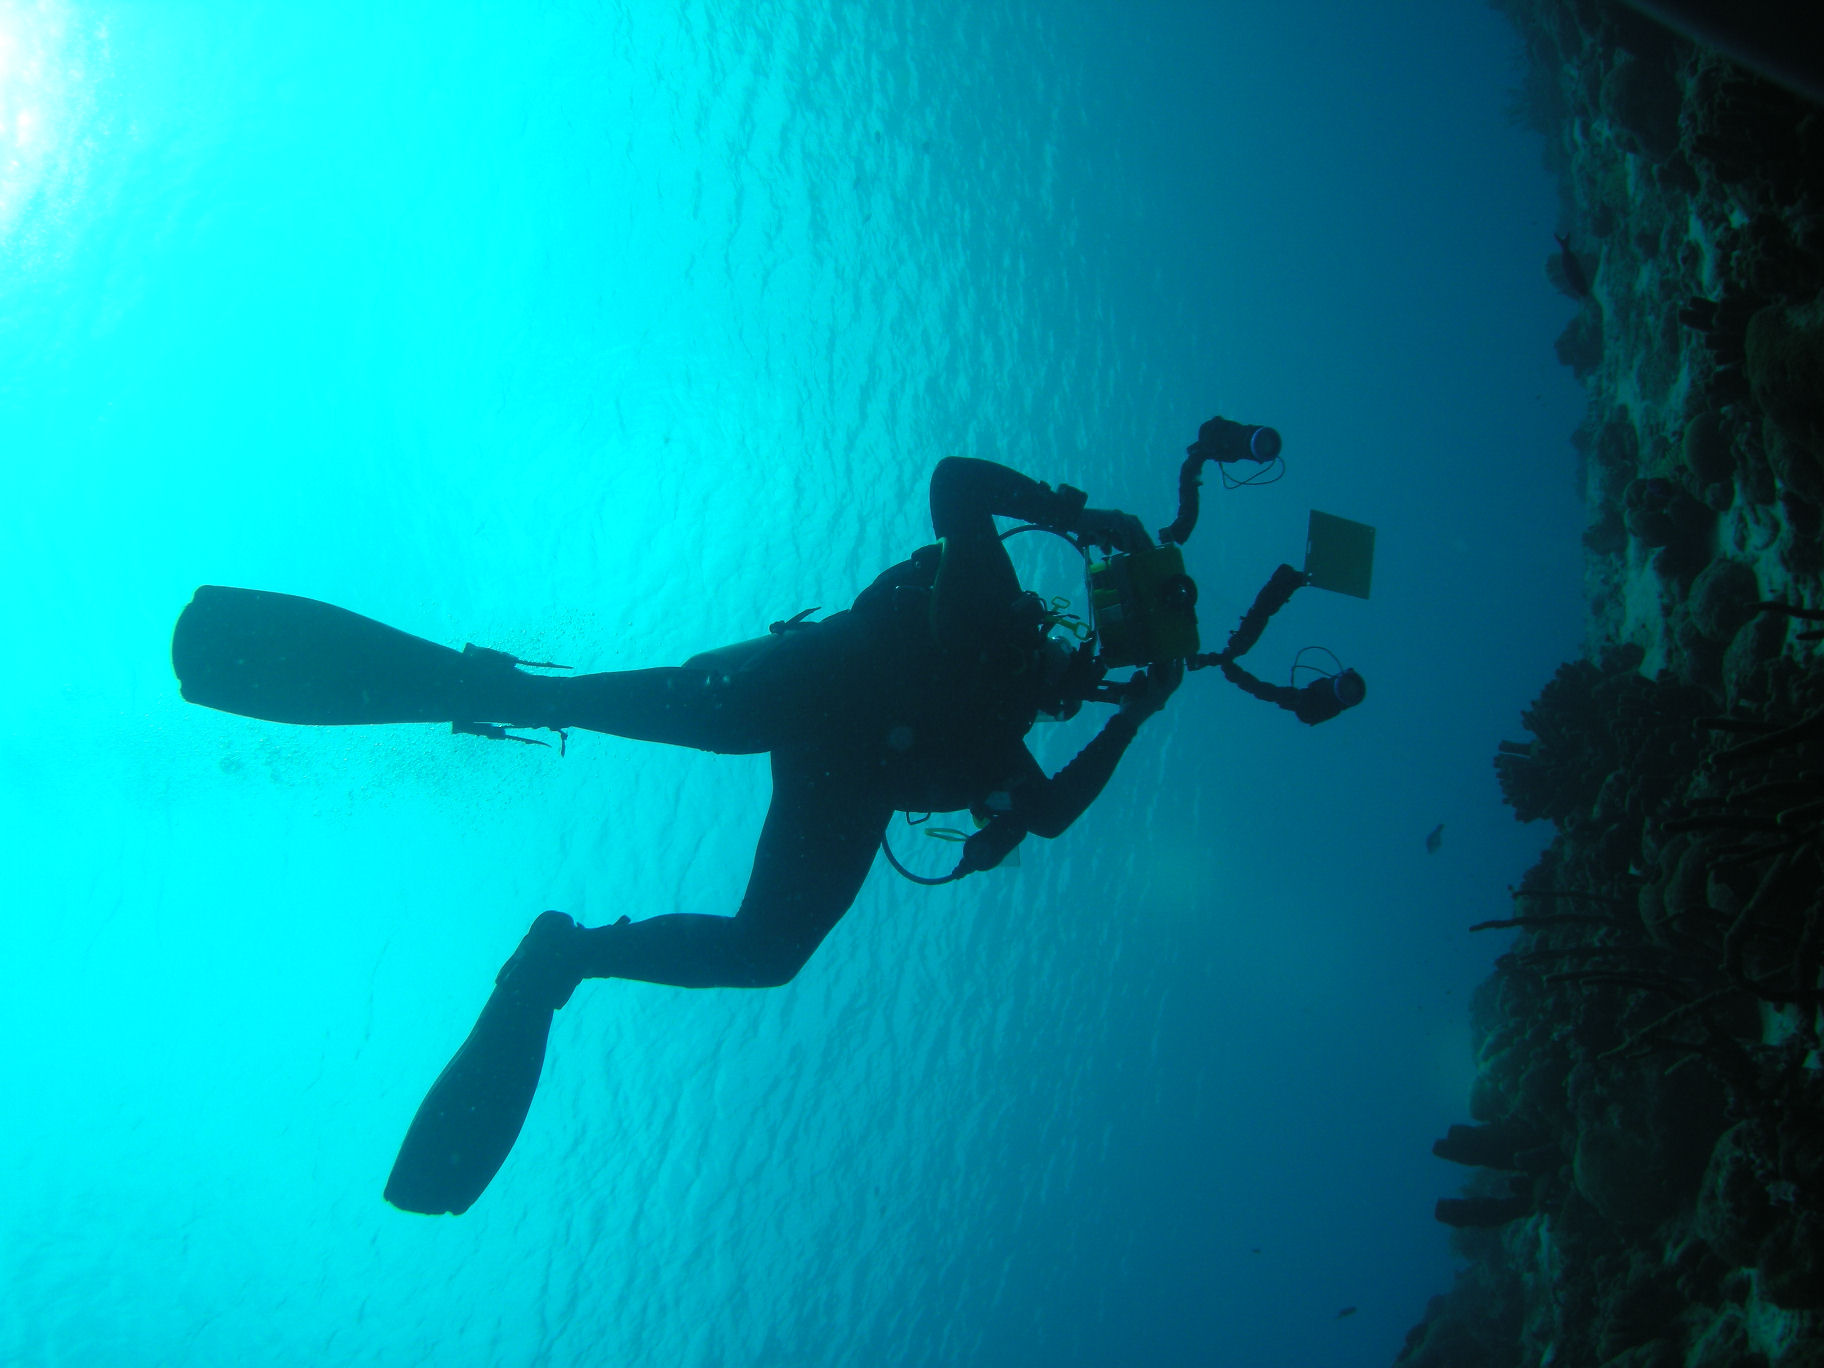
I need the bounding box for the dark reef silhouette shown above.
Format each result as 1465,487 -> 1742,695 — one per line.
1398,3 -> 1824,1365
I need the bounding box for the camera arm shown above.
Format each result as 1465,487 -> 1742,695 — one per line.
1158,417 -> 1284,545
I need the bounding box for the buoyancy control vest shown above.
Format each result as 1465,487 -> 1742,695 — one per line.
679,542 -> 1041,811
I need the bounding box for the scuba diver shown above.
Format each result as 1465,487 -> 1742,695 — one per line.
173,455 -> 1188,1215
171,416 -> 1364,1215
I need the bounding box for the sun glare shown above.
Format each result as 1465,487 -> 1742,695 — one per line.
0,0 -> 80,240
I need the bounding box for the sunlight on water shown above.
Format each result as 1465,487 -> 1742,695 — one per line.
0,0 -> 96,249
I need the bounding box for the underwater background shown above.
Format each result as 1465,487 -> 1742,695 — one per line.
0,3 -> 1586,1365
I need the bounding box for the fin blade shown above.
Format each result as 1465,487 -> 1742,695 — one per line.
172,586 -> 514,725
384,990 -> 554,1216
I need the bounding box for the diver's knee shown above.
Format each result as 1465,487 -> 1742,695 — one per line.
744,944 -> 811,989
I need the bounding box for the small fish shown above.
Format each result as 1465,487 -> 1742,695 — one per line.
1426,823 -> 1444,854
1554,233 -> 1591,299
1337,1306 -> 1358,1319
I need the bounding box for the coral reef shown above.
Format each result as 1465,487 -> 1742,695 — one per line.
1401,4 -> 1824,1365
1408,654 -> 1824,1366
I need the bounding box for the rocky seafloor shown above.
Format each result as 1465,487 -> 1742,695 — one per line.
1394,5 -> 1824,1367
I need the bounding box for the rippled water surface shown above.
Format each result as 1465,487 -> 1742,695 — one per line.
1,4 -> 1585,1364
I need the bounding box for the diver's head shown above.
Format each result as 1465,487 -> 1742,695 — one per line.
1006,590 -> 1050,635
1001,590 -> 1095,720
1034,635 -> 1093,722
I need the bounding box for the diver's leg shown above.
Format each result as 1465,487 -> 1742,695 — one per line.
388,755 -> 886,1218
384,754 -> 886,1212
506,666 -> 784,754
171,586 -> 777,749
507,619 -> 877,755
568,751 -> 890,987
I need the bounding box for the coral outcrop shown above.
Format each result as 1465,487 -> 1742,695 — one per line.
1399,4 -> 1824,1365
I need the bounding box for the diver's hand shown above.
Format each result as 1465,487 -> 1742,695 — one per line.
959,818 -> 1026,875
1120,659 -> 1183,722
1075,507 -> 1152,554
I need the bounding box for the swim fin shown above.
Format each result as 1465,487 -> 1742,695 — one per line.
171,585 -> 538,726
384,912 -> 581,1216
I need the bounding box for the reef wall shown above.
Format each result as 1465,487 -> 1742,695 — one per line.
1395,4 -> 1824,1366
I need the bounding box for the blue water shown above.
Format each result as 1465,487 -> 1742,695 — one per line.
1,3 -> 1585,1364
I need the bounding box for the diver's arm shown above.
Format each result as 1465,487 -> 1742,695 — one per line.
956,715 -> 1142,873
928,457 -> 1146,648
1008,714 -> 1141,839
928,457 -> 1082,647
928,456 -> 1088,536
928,456 -> 1152,549
1002,660 -> 1183,839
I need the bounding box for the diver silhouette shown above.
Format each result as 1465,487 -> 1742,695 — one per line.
171,456 -> 1182,1214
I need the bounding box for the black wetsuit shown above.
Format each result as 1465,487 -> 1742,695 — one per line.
507,457 -> 1148,989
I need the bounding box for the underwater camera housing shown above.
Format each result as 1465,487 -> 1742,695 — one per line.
1088,544 -> 1200,668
